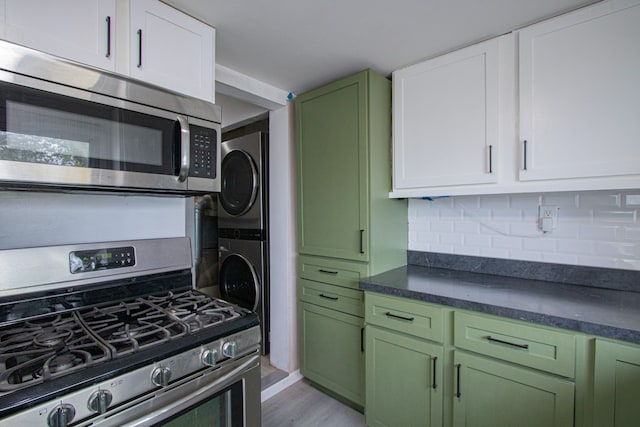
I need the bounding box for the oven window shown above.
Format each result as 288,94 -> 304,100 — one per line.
160,381 -> 243,427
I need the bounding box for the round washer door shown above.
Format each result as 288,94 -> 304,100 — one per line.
219,253 -> 260,312
219,150 -> 258,216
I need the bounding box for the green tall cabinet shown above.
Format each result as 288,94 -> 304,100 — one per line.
295,69 -> 407,408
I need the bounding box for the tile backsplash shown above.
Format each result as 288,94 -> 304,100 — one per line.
408,190 -> 640,271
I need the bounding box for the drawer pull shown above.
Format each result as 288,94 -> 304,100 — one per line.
385,312 -> 414,322
487,335 -> 529,350
432,356 -> 438,389
361,327 -> 365,352
318,294 -> 339,301
318,269 -> 338,275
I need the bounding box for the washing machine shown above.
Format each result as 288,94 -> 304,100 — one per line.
218,230 -> 269,355
218,132 -> 268,231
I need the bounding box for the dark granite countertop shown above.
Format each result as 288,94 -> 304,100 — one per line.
360,265 -> 640,344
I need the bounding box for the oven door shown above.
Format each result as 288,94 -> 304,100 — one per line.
89,353 -> 261,427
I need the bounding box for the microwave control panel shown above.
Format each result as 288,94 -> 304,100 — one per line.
190,125 -> 217,179
69,246 -> 136,274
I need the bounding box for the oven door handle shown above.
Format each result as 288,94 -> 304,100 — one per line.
124,353 -> 259,427
176,115 -> 190,183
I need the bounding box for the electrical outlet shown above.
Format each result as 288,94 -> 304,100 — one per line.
538,205 -> 559,232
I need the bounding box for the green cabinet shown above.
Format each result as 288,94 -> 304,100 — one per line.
453,351 -> 575,427
593,339 -> 640,427
299,302 -> 365,406
295,69 -> 407,408
366,325 -> 443,427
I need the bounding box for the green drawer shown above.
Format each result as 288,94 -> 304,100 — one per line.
454,311 -> 576,377
299,255 -> 368,290
299,278 -> 364,317
365,292 -> 444,343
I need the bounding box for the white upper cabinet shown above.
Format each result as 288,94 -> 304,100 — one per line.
519,0 -> 640,183
0,0 -> 116,71
392,36 -> 503,193
129,0 -> 215,103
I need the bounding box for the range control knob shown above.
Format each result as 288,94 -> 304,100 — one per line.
88,389 -> 113,414
201,348 -> 218,367
222,341 -> 237,358
47,404 -> 75,427
151,366 -> 172,387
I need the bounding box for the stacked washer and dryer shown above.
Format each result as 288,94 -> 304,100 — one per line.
218,131 -> 270,355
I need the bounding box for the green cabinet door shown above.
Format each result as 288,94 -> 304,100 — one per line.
365,325 -> 443,427
296,72 -> 369,261
299,302 -> 365,406
453,351 -> 574,427
593,340 -> 640,427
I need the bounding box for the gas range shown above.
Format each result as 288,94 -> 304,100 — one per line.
0,238 -> 261,427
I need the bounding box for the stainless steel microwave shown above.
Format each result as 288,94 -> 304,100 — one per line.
0,40 -> 221,195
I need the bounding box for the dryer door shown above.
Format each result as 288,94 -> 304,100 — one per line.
219,253 -> 260,311
219,150 -> 258,216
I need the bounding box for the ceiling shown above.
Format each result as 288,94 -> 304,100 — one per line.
164,0 -> 598,97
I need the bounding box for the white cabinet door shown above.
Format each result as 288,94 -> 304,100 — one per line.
129,0 -> 214,102
519,0 -> 640,182
393,37 -> 501,191
0,0 -> 116,71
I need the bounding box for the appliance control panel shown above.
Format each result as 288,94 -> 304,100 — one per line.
189,125 -> 217,179
69,246 -> 136,274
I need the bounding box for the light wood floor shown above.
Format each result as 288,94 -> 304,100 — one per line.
261,379 -> 366,427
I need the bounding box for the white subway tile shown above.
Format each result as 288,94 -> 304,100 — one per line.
548,222 -> 579,239
541,193 -> 579,208
595,242 -> 638,258
440,233 -> 464,246
523,238 -> 557,252
624,193 -> 640,207
622,227 -> 640,241
416,231 -> 439,244
454,221 -> 480,234
429,243 -> 455,253
492,235 -> 523,249
509,194 -> 542,209
557,240 -> 595,255
430,221 -> 454,233
577,255 -> 618,269
480,195 -> 510,209
453,195 -> 480,208
510,222 -> 541,236
578,225 -> 618,240
593,210 -> 636,224
556,207 -> 593,224
464,234 -> 492,248
438,207 -> 464,221
578,192 -> 622,208
491,208 -> 524,223
617,258 -> 640,270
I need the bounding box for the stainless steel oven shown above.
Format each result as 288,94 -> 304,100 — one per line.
0,238 -> 260,427
0,40 -> 221,195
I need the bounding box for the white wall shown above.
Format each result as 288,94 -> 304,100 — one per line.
0,191 -> 187,249
409,190 -> 640,270
267,103 -> 298,372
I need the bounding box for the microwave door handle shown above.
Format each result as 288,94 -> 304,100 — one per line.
176,115 -> 190,182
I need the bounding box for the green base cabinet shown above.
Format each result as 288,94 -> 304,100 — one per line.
453,351 -> 575,427
299,302 -> 365,406
593,339 -> 640,427
366,326 -> 443,427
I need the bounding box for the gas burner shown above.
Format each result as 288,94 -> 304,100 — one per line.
42,350 -> 91,377
33,327 -> 73,348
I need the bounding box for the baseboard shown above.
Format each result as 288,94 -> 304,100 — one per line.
260,370 -> 303,402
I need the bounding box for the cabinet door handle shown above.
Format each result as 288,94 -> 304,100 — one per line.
455,363 -> 462,398
318,269 -> 338,275
359,229 -> 365,254
318,294 -> 339,301
488,145 -> 493,174
486,335 -> 529,350
105,16 -> 111,58
361,327 -> 365,352
385,312 -> 414,322
523,140 -> 528,170
432,356 -> 438,389
137,29 -> 143,67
